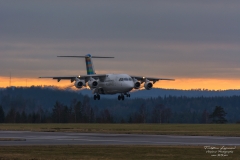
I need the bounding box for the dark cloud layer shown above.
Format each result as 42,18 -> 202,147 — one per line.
1,1 -> 240,79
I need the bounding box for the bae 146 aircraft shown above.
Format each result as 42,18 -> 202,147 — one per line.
39,54 -> 174,100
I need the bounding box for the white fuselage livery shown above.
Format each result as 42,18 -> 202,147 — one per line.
91,74 -> 134,94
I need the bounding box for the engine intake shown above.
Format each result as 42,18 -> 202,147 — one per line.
144,82 -> 153,90
88,80 -> 98,88
74,80 -> 85,89
134,81 -> 141,89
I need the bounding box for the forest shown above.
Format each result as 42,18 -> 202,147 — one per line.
0,86 -> 239,123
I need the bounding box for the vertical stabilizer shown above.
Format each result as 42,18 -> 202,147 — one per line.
85,54 -> 96,75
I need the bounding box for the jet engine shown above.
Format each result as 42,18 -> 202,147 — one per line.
134,81 -> 141,89
144,81 -> 153,90
88,79 -> 99,88
74,80 -> 85,89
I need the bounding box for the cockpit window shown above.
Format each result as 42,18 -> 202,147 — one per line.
119,78 -> 123,81
129,78 -> 132,81
124,78 -> 128,81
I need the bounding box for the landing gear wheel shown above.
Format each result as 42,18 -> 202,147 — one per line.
121,95 -> 124,101
94,95 -> 97,100
97,94 -> 100,100
118,94 -> 125,100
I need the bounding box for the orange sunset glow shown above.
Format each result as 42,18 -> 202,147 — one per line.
1,76 -> 240,90
1,1 -> 240,93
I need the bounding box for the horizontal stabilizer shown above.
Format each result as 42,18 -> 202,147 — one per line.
57,56 -> 114,58
57,54 -> 113,75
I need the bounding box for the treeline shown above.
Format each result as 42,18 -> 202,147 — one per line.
0,99 -> 172,123
0,99 -> 230,124
0,100 -> 113,123
0,86 -> 240,123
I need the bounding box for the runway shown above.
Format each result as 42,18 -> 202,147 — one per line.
0,131 -> 239,146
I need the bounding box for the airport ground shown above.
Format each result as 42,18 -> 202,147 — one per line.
0,124 -> 239,159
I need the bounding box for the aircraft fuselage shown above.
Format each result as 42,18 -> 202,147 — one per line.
91,74 -> 134,94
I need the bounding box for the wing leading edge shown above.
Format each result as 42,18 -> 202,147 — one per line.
130,76 -> 175,84
39,74 -> 107,82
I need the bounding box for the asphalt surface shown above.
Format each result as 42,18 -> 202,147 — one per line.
0,131 -> 239,146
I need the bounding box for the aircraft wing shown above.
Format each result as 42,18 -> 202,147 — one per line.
130,76 -> 175,83
39,76 -> 78,82
78,74 -> 107,81
39,74 -> 107,82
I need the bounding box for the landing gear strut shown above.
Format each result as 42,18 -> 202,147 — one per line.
94,94 -> 100,100
118,95 -> 124,101
118,93 -> 131,100
126,93 -> 130,97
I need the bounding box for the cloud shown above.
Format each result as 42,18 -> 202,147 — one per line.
1,1 -> 240,42
1,1 -> 240,89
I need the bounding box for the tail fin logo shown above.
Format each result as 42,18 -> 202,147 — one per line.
85,54 -> 96,75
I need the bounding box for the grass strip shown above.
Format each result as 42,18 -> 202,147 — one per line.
0,123 -> 240,136
0,145 -> 239,160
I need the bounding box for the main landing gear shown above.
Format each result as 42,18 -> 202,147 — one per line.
94,94 -> 100,100
118,93 -> 130,101
118,95 -> 124,101
126,93 -> 130,97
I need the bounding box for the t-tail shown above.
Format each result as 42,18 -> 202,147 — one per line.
85,54 -> 95,75
57,54 -> 114,75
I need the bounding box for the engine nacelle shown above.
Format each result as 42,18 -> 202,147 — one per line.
144,81 -> 153,90
88,80 -> 99,88
134,81 -> 141,89
74,80 -> 85,89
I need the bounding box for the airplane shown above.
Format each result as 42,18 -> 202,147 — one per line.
39,54 -> 174,100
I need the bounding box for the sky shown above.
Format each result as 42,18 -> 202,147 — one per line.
1,1 -> 240,90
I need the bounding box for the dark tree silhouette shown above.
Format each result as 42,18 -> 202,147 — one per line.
62,105 -> 70,123
52,101 -> 63,123
99,109 -> 113,123
209,106 -> 227,124
73,101 -> 82,123
128,116 -> 132,123
0,105 -> 5,123
21,111 -> 28,123
151,104 -> 171,123
139,103 -> 147,123
5,107 -> 16,123
201,109 -> 209,124
15,111 -> 21,123
89,107 -> 95,123
164,108 -> 172,123
1,86 -> 240,124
